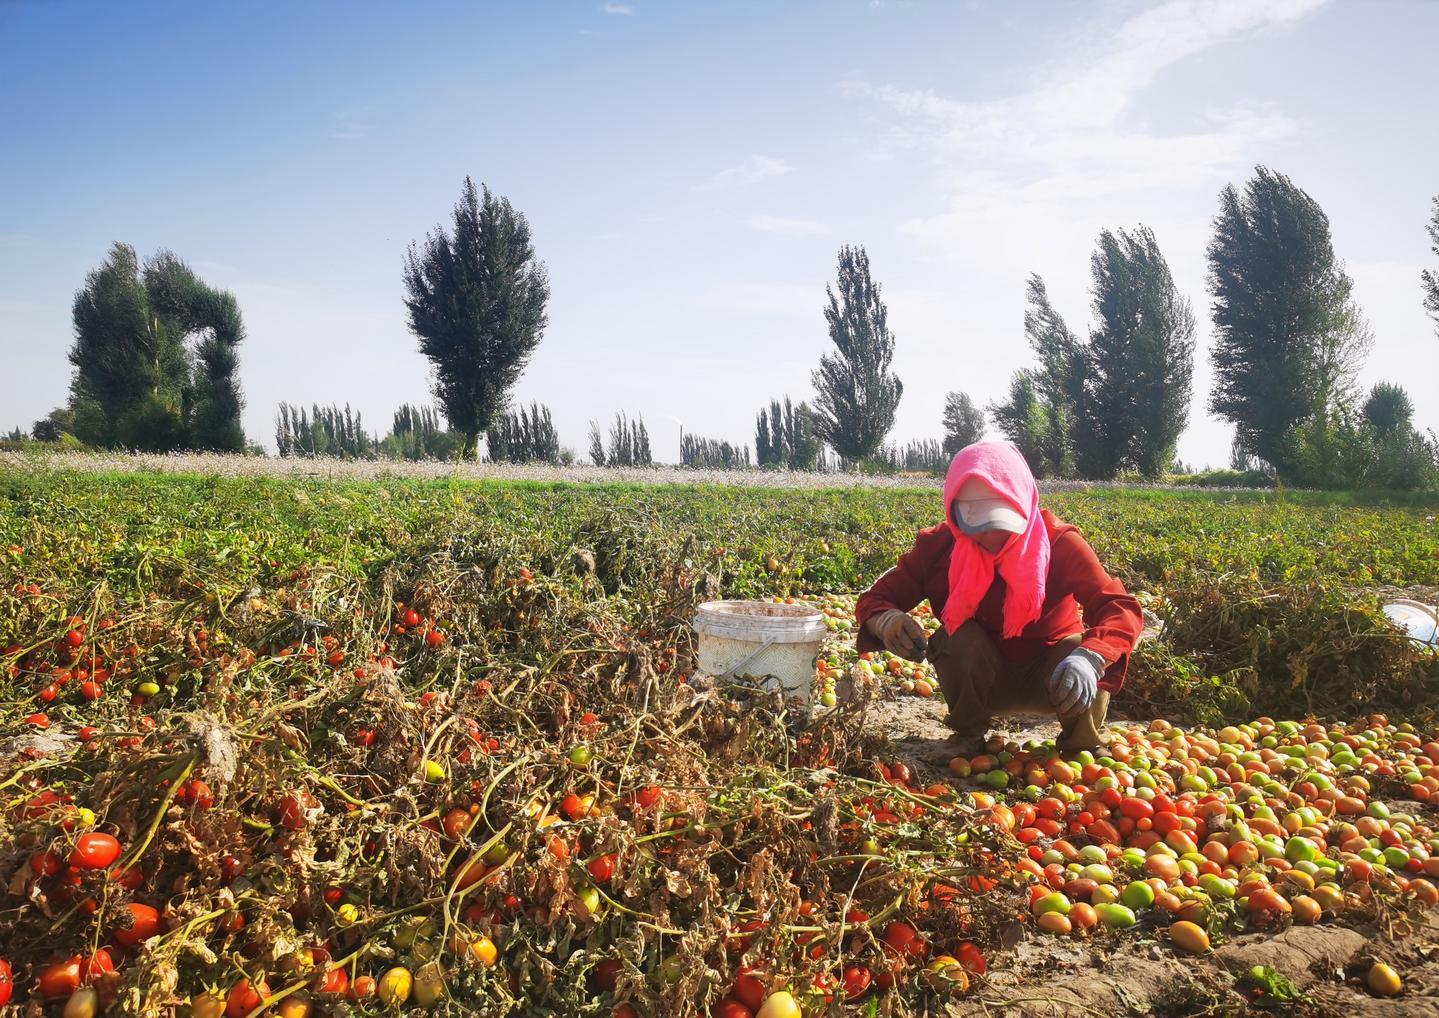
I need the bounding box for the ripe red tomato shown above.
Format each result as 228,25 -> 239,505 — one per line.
632,786 -> 662,809
441,808 -> 475,840
614,1005 -> 639,1018
403,609 -> 421,628
732,967 -> 766,1010
425,629 -> 445,648
79,948 -> 115,983
277,792 -> 317,831
593,959 -> 622,992
30,850 -> 62,877
65,630 -> 84,648
37,955 -> 82,998
0,959 -> 11,1006
114,903 -> 161,946
226,978 -> 270,1018
955,942 -> 988,975
189,779 -> 215,810
70,833 -> 121,870
842,965 -> 872,1000
712,999 -> 753,1018
588,853 -> 617,883
882,921 -> 918,954
315,965 -> 348,995
108,862 -> 143,889
78,726 -> 98,743
80,680 -> 103,701
350,975 -> 376,999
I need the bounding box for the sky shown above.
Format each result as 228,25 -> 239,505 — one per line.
2,0 -> 1437,467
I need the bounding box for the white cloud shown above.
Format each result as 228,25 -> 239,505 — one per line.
707,155 -> 793,188
745,214 -> 829,236
845,0 -> 1324,203
840,0 -> 1330,467
602,3 -> 635,15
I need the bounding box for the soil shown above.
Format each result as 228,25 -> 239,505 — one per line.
860,694 -> 1439,1016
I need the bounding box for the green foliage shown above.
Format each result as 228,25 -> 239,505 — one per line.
2,470 -> 1438,728
989,370 -> 1061,477
381,404 -> 463,461
1166,468 -> 1274,489
402,178 -> 550,458
1080,227 -> 1195,479
1015,273 -> 1085,476
587,421 -> 606,467
811,245 -> 902,461
486,402 -> 561,464
591,412 -> 651,467
68,243 -> 247,452
1207,166 -> 1371,476
941,391 -> 985,456
755,397 -> 821,470
275,402 -> 375,459
1288,395 -> 1437,491
877,439 -> 947,474
31,407 -> 75,443
1363,381 -> 1414,437
680,433 -> 750,469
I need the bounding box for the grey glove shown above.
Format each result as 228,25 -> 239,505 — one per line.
870,609 -> 928,661
1047,647 -> 1105,720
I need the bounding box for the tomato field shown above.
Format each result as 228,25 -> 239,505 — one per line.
2,468 -> 1439,1016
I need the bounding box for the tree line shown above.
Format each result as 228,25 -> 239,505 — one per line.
17,171 -> 1439,489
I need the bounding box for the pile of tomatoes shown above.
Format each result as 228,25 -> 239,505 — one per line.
947,713 -> 1439,996
811,594 -> 943,702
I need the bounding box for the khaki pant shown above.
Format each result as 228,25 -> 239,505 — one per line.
928,621 -> 1110,751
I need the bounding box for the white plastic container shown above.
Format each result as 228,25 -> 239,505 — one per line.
693,600 -> 828,700
1384,599 -> 1438,649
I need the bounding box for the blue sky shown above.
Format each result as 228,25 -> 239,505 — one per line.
3,0 -> 1436,465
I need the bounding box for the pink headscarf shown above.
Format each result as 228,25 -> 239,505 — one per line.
940,442 -> 1050,639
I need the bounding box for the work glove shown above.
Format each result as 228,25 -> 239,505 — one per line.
870,609 -> 928,661
1047,647 -> 1105,720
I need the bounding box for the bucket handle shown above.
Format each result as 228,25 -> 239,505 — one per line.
721,636 -> 777,678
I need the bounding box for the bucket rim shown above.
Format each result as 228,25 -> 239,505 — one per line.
695,599 -> 824,623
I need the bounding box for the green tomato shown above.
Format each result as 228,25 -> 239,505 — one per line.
1094,903 -> 1136,929
1034,892 -> 1071,916
1121,881 -> 1155,910
1383,846 -> 1410,869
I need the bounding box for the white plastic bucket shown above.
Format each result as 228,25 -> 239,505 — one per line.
693,600 -> 827,700
1384,599 -> 1438,649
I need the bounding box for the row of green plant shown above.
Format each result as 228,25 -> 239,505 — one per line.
3,469 -> 1436,726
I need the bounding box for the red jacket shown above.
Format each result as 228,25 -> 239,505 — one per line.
855,509 -> 1142,692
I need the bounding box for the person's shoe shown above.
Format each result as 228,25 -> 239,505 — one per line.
945,733 -> 987,757
1056,734 -> 1109,754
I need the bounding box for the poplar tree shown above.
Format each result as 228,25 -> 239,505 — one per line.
810,245 -> 902,462
403,178 -> 550,458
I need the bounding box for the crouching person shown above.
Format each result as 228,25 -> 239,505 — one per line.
855,441 -> 1142,755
